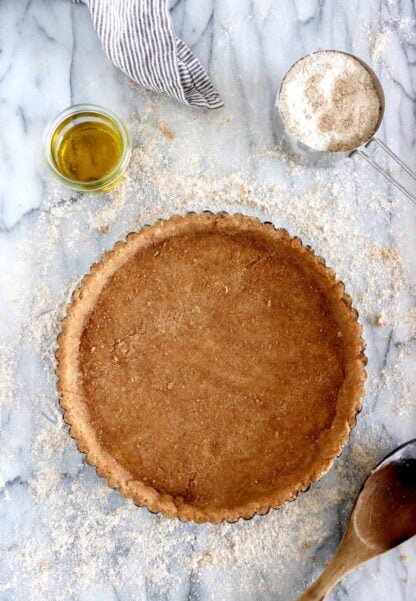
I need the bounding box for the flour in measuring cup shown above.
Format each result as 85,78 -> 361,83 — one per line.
279,51 -> 381,152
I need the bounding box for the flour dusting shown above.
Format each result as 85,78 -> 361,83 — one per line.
1,101 -> 415,600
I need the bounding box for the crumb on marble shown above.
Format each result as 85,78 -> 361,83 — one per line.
372,313 -> 387,328
158,123 -> 175,139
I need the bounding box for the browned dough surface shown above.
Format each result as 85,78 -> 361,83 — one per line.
78,225 -> 356,513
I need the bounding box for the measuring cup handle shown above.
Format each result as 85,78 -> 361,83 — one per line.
356,138 -> 416,206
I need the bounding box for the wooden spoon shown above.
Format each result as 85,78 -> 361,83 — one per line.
298,439 -> 416,601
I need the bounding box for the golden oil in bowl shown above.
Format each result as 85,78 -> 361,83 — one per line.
43,104 -> 131,191
53,118 -> 123,181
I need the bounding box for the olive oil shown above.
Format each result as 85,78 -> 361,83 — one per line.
52,117 -> 123,182
44,105 -> 131,191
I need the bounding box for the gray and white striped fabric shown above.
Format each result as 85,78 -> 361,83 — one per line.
72,0 -> 223,109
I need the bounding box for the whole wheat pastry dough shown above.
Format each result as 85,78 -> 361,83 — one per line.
57,213 -> 366,523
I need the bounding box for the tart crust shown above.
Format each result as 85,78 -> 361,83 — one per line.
56,212 -> 366,523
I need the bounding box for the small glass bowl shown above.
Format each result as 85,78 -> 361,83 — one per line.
43,104 -> 132,192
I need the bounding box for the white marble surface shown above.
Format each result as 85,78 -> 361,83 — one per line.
1,1 -> 416,600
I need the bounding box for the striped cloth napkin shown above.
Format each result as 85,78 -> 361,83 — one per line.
72,0 -> 223,109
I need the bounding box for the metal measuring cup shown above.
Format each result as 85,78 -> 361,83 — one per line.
274,50 -> 416,205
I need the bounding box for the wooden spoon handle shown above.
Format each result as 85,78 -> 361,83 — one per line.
298,529 -> 375,601
297,557 -> 350,601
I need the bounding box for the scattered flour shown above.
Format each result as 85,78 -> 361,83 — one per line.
1,100 -> 415,600
367,12 -> 416,72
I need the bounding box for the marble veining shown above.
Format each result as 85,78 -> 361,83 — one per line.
1,0 -> 416,600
